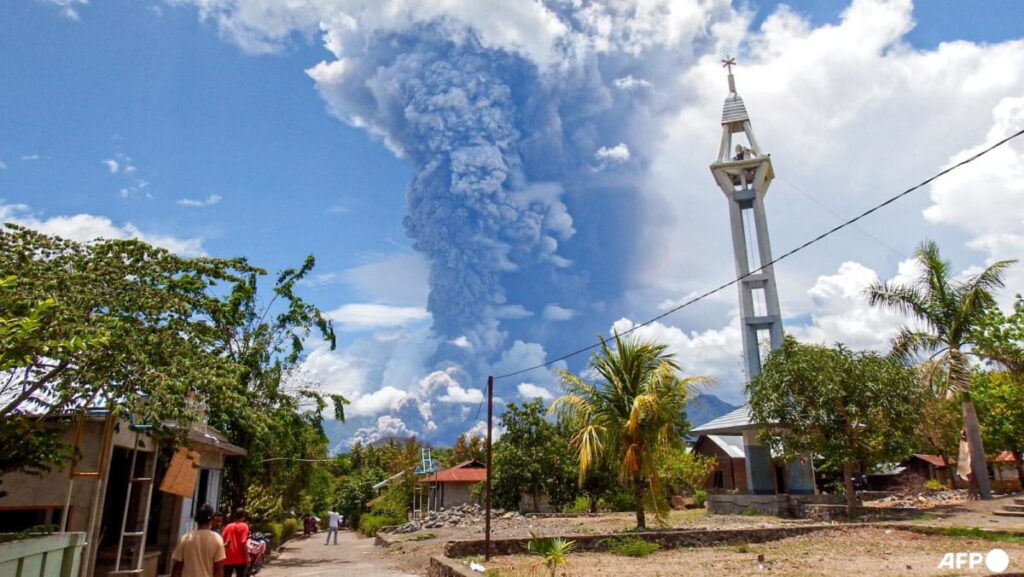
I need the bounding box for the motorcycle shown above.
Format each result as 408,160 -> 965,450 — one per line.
247,531 -> 270,575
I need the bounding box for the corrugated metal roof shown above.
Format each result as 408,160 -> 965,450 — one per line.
722,95 -> 749,124
706,435 -> 745,459
690,405 -> 756,435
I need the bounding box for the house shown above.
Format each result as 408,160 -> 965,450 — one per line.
992,451 -> 1023,492
0,411 -> 245,577
692,435 -> 747,493
905,454 -> 955,486
419,460 -> 485,509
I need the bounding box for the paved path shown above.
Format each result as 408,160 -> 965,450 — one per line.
260,531 -> 418,577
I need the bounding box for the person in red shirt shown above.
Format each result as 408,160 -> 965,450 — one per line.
220,508 -> 250,577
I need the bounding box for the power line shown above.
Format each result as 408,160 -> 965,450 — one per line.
494,126 -> 1024,381
776,174 -> 907,260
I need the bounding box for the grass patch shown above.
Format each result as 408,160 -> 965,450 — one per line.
937,526 -> 1024,544
911,513 -> 937,521
404,532 -> 436,542
608,536 -> 661,557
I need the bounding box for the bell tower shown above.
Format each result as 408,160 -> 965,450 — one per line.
709,57 -> 813,495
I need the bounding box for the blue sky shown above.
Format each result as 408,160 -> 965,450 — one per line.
4,0 -> 1024,446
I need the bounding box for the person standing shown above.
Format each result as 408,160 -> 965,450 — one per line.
324,510 -> 340,545
221,508 -> 250,577
172,504 -> 226,577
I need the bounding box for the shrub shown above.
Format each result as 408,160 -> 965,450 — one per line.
564,496 -> 590,514
608,537 -> 660,557
246,484 -> 283,524
597,491 -> 634,512
358,513 -> 403,537
527,533 -> 574,577
264,522 -> 284,548
282,518 -> 299,540
923,479 -> 945,492
692,489 -> 708,509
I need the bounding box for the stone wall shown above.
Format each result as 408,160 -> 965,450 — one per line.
708,493 -> 849,517
442,524 -> 836,558
429,556 -> 474,577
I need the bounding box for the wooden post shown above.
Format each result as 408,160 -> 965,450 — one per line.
485,376 -> 493,562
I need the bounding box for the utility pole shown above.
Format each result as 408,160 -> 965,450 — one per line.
485,375 -> 493,561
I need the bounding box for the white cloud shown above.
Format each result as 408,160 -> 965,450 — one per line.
20,155 -> 39,161
517,383 -> 554,401
464,420 -> 488,439
342,252 -> 430,306
450,336 -> 473,349
542,304 -> 576,322
493,304 -> 533,319
297,272 -> 342,287
419,370 -> 484,404
0,161 -> 7,170
611,258 -> 927,403
351,415 -> 417,445
177,194 -> 223,207
326,303 -> 430,332
635,0 -> 1024,327
103,159 -> 120,173
349,386 -> 409,416
46,0 -> 87,21
0,202 -> 205,257
614,75 -> 652,90
595,143 -> 631,163
922,96 -> 1024,305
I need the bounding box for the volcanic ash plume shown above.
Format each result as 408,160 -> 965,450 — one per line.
310,35 -> 575,350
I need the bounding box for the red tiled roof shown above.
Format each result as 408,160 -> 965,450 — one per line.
912,454 -> 952,468
996,451 -> 1018,462
419,460 -> 487,484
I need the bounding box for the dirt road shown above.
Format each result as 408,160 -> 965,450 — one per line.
260,531 -> 418,577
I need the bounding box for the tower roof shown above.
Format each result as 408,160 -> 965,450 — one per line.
720,56 -> 749,125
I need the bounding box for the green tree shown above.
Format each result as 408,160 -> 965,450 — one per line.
492,399 -> 577,512
973,294 -> 1024,375
0,225 -> 252,475
748,337 -> 925,515
972,370 -> 1024,482
866,240 -> 1016,499
551,333 -> 709,529
452,433 -> 486,463
656,447 -> 717,498
205,255 -> 349,509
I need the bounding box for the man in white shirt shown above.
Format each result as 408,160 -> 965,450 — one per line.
172,504 -> 226,577
324,510 -> 341,545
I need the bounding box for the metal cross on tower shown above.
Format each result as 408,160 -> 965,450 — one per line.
708,59 -> 815,495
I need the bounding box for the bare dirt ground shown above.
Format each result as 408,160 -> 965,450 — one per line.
478,527 -> 1024,577
370,510 -> 816,574
368,498 -> 1024,576
899,493 -> 1024,531
261,530 -> 416,577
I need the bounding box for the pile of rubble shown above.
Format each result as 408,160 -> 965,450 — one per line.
864,489 -> 967,509
385,505 -> 527,534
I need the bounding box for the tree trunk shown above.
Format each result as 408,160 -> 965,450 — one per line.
1015,450 -> 1024,490
632,474 -> 646,530
939,453 -> 957,489
962,400 -> 992,500
842,461 -> 857,518
532,489 -> 540,513
588,495 -> 597,514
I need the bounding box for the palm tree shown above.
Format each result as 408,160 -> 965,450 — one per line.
550,332 -> 711,529
866,240 -> 1016,499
